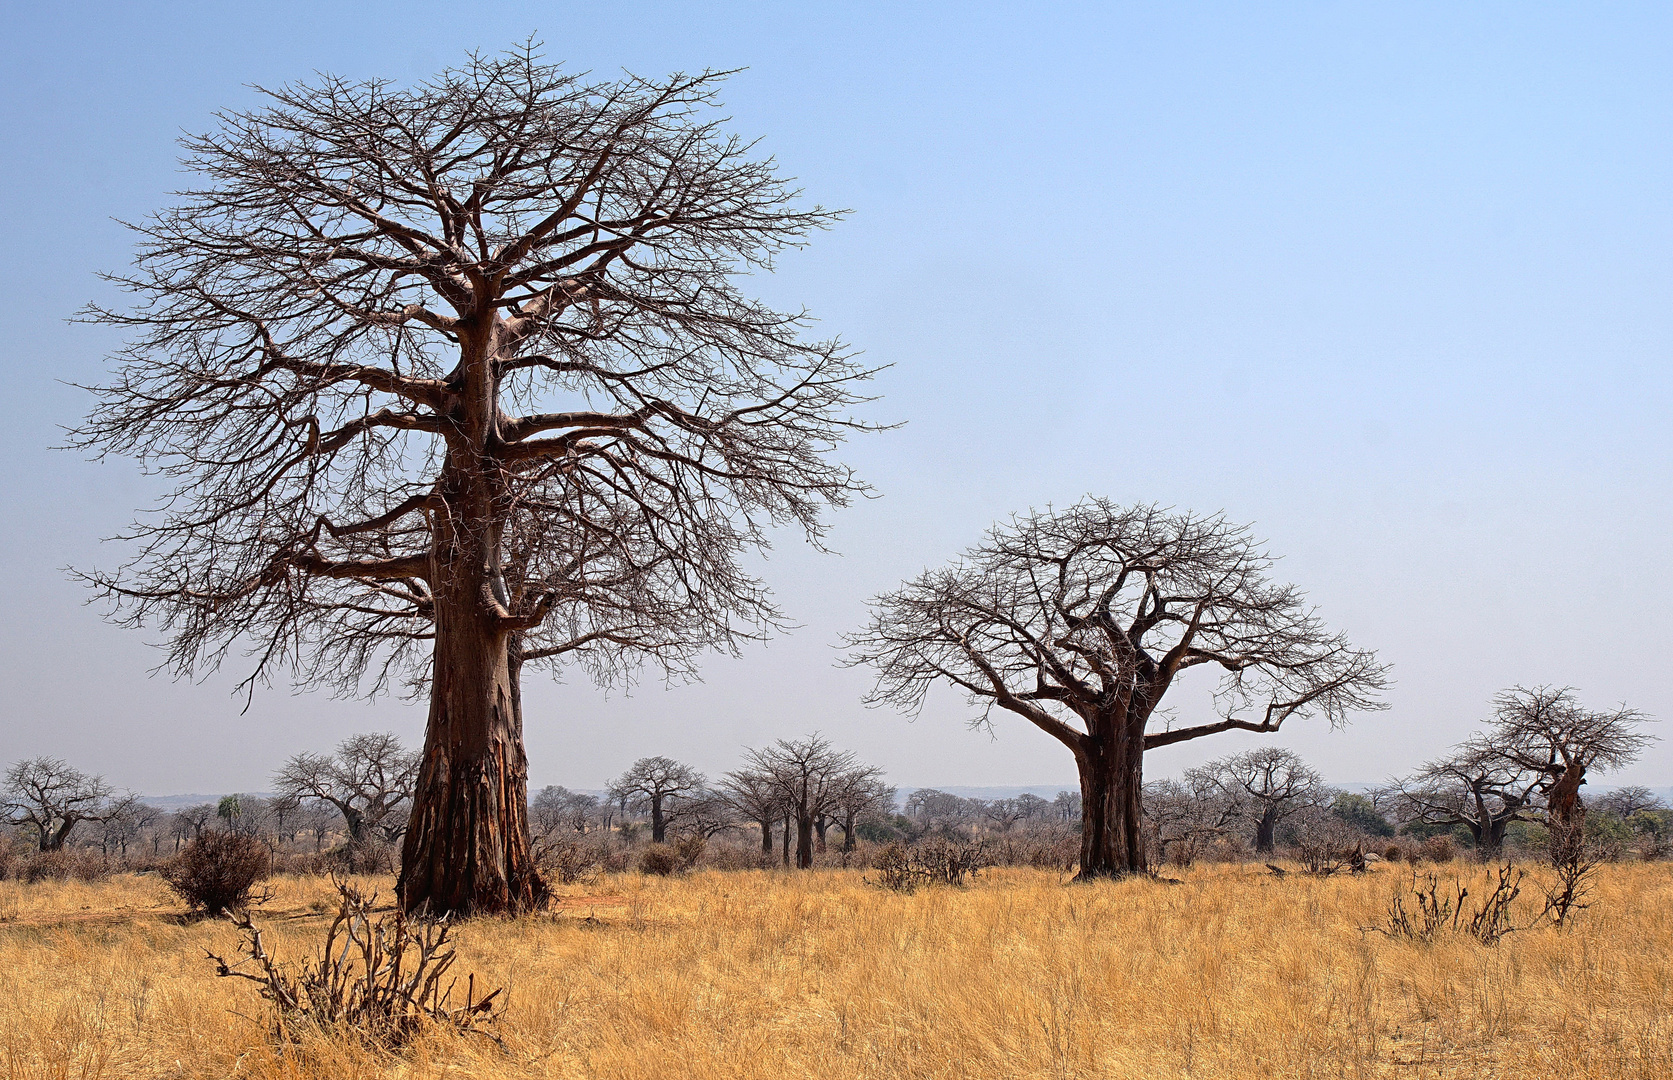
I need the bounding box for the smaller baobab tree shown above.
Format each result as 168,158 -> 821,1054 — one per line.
273,732 -> 419,847
829,767 -> 893,851
735,734 -> 856,868
609,757 -> 704,844
848,499 -> 1389,877
1195,747 -> 1324,853
2,758 -> 134,852
1488,686 -> 1655,861
721,767 -> 785,858
1384,735 -> 1544,858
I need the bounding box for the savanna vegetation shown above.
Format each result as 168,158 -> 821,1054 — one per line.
11,35 -> 1667,1080
4,863 -> 1673,1080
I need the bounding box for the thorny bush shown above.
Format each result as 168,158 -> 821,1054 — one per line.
1368,865 -> 1527,946
206,877 -> 503,1048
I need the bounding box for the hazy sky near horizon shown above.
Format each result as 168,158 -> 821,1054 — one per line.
1,2 -> 1669,796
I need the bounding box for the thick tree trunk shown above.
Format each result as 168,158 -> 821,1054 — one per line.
1547,764 -> 1587,862
814,816 -> 828,852
1074,716 -> 1146,878
781,812 -> 792,867
759,818 -> 774,855
398,593 -> 542,915
796,814 -> 815,869
651,798 -> 667,843
1480,817 -> 1507,857
841,811 -> 857,852
1255,806 -> 1279,853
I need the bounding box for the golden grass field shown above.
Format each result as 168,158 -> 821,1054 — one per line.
2,862 -> 1670,1080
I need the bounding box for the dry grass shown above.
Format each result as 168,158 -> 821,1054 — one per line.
2,862 -> 1671,1079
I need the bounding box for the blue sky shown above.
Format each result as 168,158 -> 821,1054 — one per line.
1,2 -> 1669,794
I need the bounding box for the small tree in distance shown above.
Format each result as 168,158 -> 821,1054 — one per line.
1487,686 -> 1654,861
610,757 -> 704,843
1385,736 -> 1544,858
733,734 -> 864,868
273,732 -> 419,847
1195,747 -> 1324,853
848,499 -> 1389,877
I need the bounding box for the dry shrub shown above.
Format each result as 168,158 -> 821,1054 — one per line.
161,832 -> 271,915
700,841 -> 767,871
18,849 -> 110,884
672,834 -> 706,870
1383,843 -> 1404,862
1419,835 -> 1455,863
868,838 -> 990,893
599,846 -> 633,873
638,844 -> 679,876
1369,865 -> 1527,946
207,877 -> 502,1048
535,837 -> 602,885
987,828 -> 1080,872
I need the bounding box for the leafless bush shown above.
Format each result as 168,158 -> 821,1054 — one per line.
162,832 -> 272,915
867,838 -> 990,893
699,842 -> 767,872
1420,835 -> 1455,863
17,848 -> 111,884
206,878 -> 502,1047
637,844 -> 680,876
1542,836 -> 1609,927
1369,865 -> 1527,946
672,834 -> 707,870
534,837 -> 602,886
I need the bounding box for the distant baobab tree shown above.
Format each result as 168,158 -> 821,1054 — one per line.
848,499 -> 1388,877
1487,686 -> 1654,860
2,757 -> 135,852
1384,736 -> 1545,857
272,732 -> 419,847
1195,747 -> 1324,853
71,45 -> 876,913
609,756 -> 705,843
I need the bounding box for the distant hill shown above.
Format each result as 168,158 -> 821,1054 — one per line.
139,792 -> 280,810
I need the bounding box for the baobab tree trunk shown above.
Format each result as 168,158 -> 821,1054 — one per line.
781,812 -> 792,867
1074,717 -> 1147,878
1547,764 -> 1587,863
1255,806 -> 1279,853
841,811 -> 857,852
398,575 -> 541,915
759,818 -> 774,855
651,798 -> 667,843
814,816 -> 828,852
796,814 -> 815,869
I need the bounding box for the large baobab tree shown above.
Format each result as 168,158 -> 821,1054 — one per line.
1195,747 -> 1324,853
72,48 -> 875,913
848,500 -> 1388,877
1384,736 -> 1545,857
1487,686 -> 1654,860
609,757 -> 704,843
273,732 -> 419,846
2,758 -> 134,852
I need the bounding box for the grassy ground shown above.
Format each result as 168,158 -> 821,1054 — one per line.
2,861 -> 1670,1079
